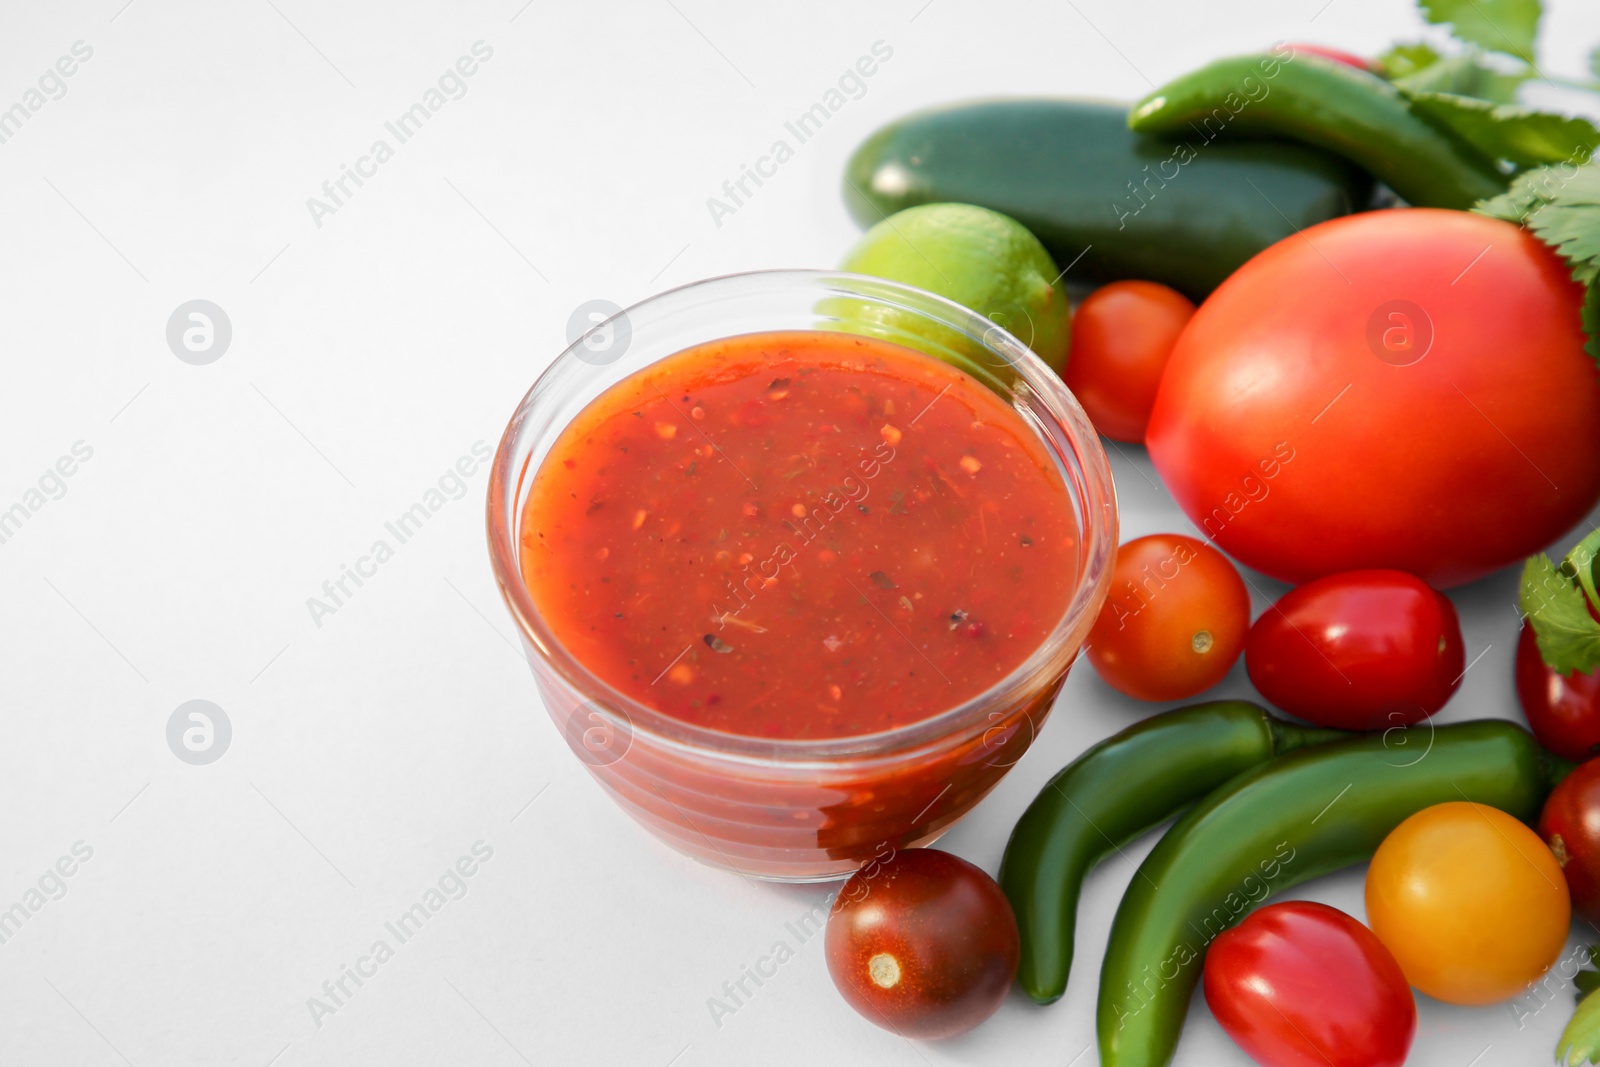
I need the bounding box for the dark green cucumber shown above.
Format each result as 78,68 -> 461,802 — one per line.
1097,719 -> 1562,1067
999,701 -> 1345,1005
843,98 -> 1373,299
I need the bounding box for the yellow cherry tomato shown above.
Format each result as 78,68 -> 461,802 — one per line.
1364,801 -> 1570,1005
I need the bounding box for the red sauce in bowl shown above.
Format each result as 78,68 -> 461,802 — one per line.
520,330 -> 1079,740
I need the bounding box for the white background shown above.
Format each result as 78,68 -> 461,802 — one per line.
1,0 -> 1597,1064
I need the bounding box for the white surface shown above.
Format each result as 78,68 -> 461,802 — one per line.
1,1 -> 1597,1064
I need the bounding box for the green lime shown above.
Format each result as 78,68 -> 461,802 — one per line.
837,203 -> 1072,375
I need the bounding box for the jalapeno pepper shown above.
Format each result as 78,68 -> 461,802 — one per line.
998,700 -> 1343,1005
1096,719 -> 1569,1067
1128,51 -> 1508,209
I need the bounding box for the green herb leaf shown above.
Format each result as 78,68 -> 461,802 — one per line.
1560,985 -> 1600,1065
1580,969 -> 1600,998
1475,159 -> 1600,364
1477,161 -> 1600,236
1521,548 -> 1600,675
1571,527 -> 1600,616
1377,41 -> 1443,81
1404,91 -> 1600,167
1420,0 -> 1541,62
1575,947 -> 1600,1001
1475,174 -> 1548,223
1392,52 -> 1527,103
1523,171 -> 1600,283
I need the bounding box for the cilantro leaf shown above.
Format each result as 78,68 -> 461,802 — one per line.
1571,527 -> 1600,615
1420,0 -> 1541,62
1475,159 -> 1600,363
1581,964 -> 1600,999
1392,52 -> 1527,103
1476,159 -> 1600,229
1521,539 -> 1600,675
1475,173 -> 1548,223
1529,189 -> 1600,280
1405,91 -> 1599,167
1377,41 -> 1443,81
1561,985 -> 1600,1066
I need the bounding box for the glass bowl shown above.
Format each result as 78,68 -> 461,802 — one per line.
487,269 -> 1117,881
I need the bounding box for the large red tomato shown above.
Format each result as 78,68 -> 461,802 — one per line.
1147,209 -> 1600,588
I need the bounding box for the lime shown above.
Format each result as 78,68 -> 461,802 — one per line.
838,203 -> 1072,375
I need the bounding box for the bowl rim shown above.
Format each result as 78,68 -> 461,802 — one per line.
486,267 -> 1119,766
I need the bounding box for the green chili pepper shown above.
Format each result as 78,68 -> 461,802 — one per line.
1128,51 -> 1508,209
1097,719 -> 1566,1067
999,701 -> 1344,1005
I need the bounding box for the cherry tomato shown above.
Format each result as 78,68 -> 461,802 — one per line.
1517,620 -> 1600,761
1147,209 -> 1600,588
825,848 -> 1018,1039
1365,801 -> 1570,1005
1086,534 -> 1250,702
1062,280 -> 1195,442
1245,569 -> 1464,730
1204,901 -> 1415,1067
1287,43 -> 1375,71
1539,758 -> 1600,926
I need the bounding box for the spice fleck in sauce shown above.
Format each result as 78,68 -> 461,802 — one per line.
520,331 -> 1079,738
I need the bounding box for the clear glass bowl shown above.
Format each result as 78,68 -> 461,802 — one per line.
487,270 -> 1118,881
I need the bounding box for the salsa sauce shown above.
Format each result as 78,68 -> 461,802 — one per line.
520,330 -> 1079,739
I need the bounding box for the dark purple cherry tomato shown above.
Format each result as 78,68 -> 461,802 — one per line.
825,848 -> 1018,1039
1205,900 -> 1416,1067
1517,620 -> 1600,761
1245,569 -> 1464,730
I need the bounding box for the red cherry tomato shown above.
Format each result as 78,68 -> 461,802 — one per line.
1204,900 -> 1416,1067
1147,209 -> 1600,588
1245,569 -> 1464,730
1517,620 -> 1600,761
1287,43 -> 1375,71
1540,758 -> 1600,926
825,848 -> 1018,1039
1062,280 -> 1195,442
1087,534 -> 1251,702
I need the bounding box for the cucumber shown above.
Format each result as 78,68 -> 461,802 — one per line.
843,99 -> 1375,299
